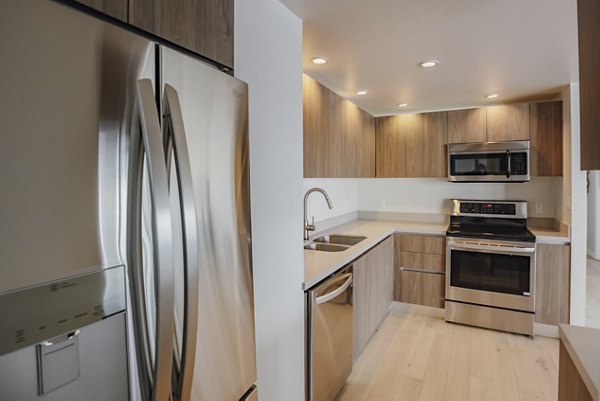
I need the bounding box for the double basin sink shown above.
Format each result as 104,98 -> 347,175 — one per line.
304,234 -> 366,252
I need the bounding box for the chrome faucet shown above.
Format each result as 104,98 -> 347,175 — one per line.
304,187 -> 333,241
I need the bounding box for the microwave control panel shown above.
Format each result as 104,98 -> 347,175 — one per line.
510,152 -> 528,175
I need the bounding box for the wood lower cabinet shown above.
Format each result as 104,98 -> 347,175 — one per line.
535,243 -> 571,325
559,341 -> 593,401
399,270 -> 445,308
578,0 -> 600,170
303,75 -> 375,178
376,112 -> 447,178
530,101 -> 563,176
394,235 -> 446,307
73,0 -> 127,21
486,104 -> 530,141
129,0 -> 234,68
447,108 -> 486,144
352,236 -> 394,361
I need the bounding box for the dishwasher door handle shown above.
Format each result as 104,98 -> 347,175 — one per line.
316,273 -> 353,305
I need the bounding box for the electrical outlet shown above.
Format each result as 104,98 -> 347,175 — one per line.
534,202 -> 544,215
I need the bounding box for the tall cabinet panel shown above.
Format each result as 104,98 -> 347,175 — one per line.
73,0 -> 127,21
577,0 -> 600,170
303,75 -> 375,178
129,0 -> 234,68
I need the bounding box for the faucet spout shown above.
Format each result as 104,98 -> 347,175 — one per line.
303,187 -> 334,241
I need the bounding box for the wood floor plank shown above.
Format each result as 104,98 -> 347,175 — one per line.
339,303 -> 559,401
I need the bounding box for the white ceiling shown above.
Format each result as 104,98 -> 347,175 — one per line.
279,0 -> 580,116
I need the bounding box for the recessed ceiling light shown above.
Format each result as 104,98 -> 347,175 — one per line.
397,103 -> 408,107
311,57 -> 328,65
356,90 -> 368,96
419,60 -> 439,68
486,93 -> 500,99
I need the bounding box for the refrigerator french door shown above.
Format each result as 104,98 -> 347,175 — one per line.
0,0 -> 257,400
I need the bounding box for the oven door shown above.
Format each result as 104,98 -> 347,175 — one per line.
446,237 -> 536,312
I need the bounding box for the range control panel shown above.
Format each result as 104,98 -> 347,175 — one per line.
459,202 -> 517,216
452,200 -> 528,219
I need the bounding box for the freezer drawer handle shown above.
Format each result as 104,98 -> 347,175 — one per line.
316,273 -> 353,305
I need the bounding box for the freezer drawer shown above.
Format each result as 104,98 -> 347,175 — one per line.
307,266 -> 353,401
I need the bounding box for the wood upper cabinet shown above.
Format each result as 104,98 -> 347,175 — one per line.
447,108 -> 486,144
535,243 -> 570,325
530,101 -> 563,176
376,112 -> 447,178
578,0 -> 600,170
73,0 -> 127,21
486,103 -> 530,141
352,236 -> 394,361
303,75 -> 375,178
129,0 -> 234,68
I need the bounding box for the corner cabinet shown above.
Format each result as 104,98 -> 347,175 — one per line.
129,0 -> 233,68
376,112 -> 448,178
73,0 -> 127,21
394,234 -> 446,308
303,75 -> 376,178
577,0 -> 600,170
69,0 -> 233,68
353,236 -> 394,361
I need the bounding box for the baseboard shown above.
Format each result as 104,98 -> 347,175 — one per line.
392,301 -> 445,318
587,248 -> 600,261
534,323 -> 559,338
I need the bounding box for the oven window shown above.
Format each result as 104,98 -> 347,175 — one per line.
450,153 -> 508,176
450,250 -> 530,296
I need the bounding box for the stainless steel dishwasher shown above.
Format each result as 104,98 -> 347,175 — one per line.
307,265 -> 353,401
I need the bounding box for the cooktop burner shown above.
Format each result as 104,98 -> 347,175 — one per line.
447,200 -> 536,243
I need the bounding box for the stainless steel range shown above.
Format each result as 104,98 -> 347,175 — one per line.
445,200 -> 536,336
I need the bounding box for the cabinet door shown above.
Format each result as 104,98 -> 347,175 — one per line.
530,101 -> 563,176
129,0 -> 233,68
352,253 -> 369,361
578,0 -> 600,170
486,104 -> 530,141
73,0 -> 127,21
303,75 -> 375,178
535,244 -> 570,325
399,270 -> 445,308
447,108 -> 487,144
376,112 -> 447,178
558,341 -> 594,401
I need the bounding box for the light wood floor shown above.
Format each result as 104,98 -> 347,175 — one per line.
587,257 -> 600,329
338,304 -> 559,401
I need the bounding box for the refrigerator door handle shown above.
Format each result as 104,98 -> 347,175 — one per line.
163,83 -> 200,401
128,78 -> 176,401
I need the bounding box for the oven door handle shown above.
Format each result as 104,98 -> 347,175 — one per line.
449,242 -> 535,255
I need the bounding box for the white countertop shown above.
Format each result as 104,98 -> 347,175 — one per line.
304,219 -> 447,290
303,216 -> 571,290
559,324 -> 600,400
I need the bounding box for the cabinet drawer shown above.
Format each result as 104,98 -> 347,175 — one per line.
395,235 -> 445,255
396,251 -> 445,273
398,270 -> 445,308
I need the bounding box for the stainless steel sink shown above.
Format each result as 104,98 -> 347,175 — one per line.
313,234 -> 366,246
304,243 -> 350,252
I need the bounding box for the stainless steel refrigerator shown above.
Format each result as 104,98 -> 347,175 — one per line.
0,1 -> 257,400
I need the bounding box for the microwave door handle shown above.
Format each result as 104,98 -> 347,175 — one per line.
507,150 -> 511,178
449,242 -> 535,255
134,78 -> 176,401
163,83 -> 199,401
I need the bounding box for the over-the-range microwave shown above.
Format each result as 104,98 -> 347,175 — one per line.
447,140 -> 531,182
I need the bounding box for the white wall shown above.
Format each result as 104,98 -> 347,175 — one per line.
588,171 -> 600,259
234,2 -> 305,400
303,178 -> 358,222
562,84 -> 588,326
357,178 -> 562,218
